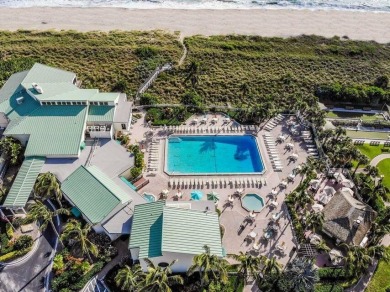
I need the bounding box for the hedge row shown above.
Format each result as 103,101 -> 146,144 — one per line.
0,247 -> 31,262
315,283 -> 344,292
316,83 -> 390,104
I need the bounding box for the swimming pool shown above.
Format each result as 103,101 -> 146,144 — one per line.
143,193 -> 156,203
165,135 -> 264,174
241,193 -> 265,212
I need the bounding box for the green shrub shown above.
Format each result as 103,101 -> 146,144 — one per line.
140,93 -> 160,105
72,261 -> 91,274
53,254 -> 65,272
5,223 -> 13,239
69,261 -> 105,291
13,235 -> 33,250
182,90 -> 202,107
318,268 -> 352,280
130,167 -> 142,179
0,247 -> 30,262
135,46 -> 159,59
315,283 -> 344,292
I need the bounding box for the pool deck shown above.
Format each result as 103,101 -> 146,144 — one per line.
129,112 -> 312,267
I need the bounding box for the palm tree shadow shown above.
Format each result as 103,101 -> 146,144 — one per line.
199,141 -> 217,154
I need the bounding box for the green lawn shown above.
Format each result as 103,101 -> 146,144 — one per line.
377,159 -> 390,190
346,130 -> 390,140
366,247 -> 390,292
355,144 -> 386,160
326,111 -> 384,121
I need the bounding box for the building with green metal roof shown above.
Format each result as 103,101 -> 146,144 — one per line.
61,165 -> 133,240
0,63 -> 133,212
129,201 -> 223,273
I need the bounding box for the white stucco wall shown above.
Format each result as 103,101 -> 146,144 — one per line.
139,252 -> 195,273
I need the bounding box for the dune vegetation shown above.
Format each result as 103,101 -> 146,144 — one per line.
1,31 -> 390,111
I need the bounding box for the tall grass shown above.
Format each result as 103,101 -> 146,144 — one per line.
0,32 -> 389,108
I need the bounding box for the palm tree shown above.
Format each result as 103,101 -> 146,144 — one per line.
315,240 -> 330,253
239,82 -> 250,99
286,258 -> 318,292
306,212 -> 324,232
297,162 -> 314,182
342,244 -> 374,277
353,153 -> 369,176
139,259 -> 183,292
0,137 -> 22,165
364,165 -> 379,178
334,126 -> 346,140
115,264 -> 145,291
27,200 -> 69,243
371,207 -> 390,245
34,172 -> 62,207
292,190 -> 313,211
188,245 -> 228,287
61,219 -> 98,262
318,129 -> 333,144
184,61 -> 201,88
260,256 -> 282,275
228,252 -> 261,284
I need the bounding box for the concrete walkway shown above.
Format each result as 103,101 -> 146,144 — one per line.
369,153 -> 390,167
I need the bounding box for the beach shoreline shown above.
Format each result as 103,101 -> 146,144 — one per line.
0,7 -> 389,43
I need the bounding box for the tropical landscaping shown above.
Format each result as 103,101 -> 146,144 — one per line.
0,30 -> 389,292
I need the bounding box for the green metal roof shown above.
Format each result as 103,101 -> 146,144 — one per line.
22,63 -> 75,85
61,165 -> 131,224
129,202 -> 223,259
87,106 -> 115,122
4,105 -> 87,157
3,157 -> 45,208
0,70 -> 28,103
162,206 -> 223,257
0,91 -> 40,121
129,201 -> 164,258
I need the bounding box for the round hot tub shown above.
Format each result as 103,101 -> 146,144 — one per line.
241,193 -> 265,212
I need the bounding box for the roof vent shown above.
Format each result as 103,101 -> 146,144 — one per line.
16,96 -> 24,105
32,82 -> 43,94
354,216 -> 364,226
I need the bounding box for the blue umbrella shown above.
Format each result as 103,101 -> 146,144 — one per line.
191,190 -> 204,201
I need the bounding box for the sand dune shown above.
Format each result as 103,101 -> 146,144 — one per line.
0,7 -> 389,42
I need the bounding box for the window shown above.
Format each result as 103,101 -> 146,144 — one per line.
121,124 -> 127,130
42,102 -> 46,106
103,102 -> 108,105
66,102 -> 71,105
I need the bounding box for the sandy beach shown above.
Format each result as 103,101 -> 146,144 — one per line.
0,7 -> 389,42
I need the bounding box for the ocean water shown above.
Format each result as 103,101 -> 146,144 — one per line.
0,0 -> 389,11
166,135 -> 264,174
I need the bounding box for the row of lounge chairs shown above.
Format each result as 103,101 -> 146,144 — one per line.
263,133 -> 283,172
147,141 -> 160,172
168,125 -> 257,134
301,131 -> 319,158
264,114 -> 285,131
168,177 -> 267,189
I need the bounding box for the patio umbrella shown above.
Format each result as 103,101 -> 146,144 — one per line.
236,188 -> 243,195
312,203 -> 324,213
207,191 -> 219,202
286,143 -> 294,149
162,189 -> 169,195
191,190 -> 204,201
271,189 -> 278,195
309,179 -> 320,189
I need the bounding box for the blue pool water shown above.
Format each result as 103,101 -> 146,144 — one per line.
241,194 -> 265,212
166,135 -> 264,174
143,193 -> 156,203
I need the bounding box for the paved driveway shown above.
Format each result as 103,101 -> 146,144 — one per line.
0,202 -> 59,292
